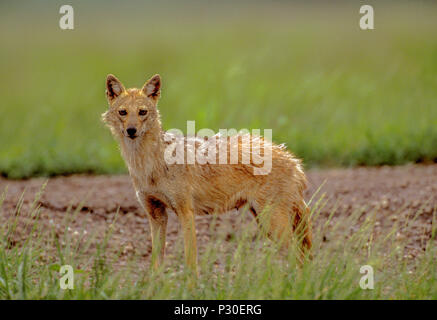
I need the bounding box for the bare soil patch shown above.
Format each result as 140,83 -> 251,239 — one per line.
1,164 -> 436,269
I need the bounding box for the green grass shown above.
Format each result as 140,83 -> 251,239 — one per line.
1,2 -> 437,178
1,186 -> 436,299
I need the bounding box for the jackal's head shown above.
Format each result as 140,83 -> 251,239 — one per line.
102,74 -> 162,141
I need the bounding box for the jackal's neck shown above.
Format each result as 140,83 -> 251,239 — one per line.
120,126 -> 166,179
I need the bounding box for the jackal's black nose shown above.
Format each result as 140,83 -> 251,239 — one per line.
126,127 -> 137,138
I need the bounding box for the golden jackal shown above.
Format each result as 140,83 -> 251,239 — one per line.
102,74 -> 312,273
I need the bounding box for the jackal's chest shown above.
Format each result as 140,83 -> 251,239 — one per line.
130,173 -> 167,204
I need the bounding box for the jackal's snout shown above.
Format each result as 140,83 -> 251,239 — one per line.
126,127 -> 137,139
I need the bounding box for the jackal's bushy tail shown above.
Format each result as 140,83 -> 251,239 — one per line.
293,202 -> 313,259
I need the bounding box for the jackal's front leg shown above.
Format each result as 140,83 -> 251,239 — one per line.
177,205 -> 198,276
145,200 -> 168,271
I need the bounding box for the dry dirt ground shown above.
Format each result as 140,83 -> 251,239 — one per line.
1,164 -> 436,269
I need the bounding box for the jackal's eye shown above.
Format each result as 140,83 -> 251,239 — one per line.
118,109 -> 127,116
139,109 -> 147,116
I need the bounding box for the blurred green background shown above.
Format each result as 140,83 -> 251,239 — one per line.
0,0 -> 436,178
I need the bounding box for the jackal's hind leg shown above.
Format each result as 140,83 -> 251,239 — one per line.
254,199 -> 312,263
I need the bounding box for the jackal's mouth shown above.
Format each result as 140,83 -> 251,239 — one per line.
128,135 -> 137,140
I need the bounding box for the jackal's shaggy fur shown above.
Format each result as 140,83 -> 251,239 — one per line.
102,74 -> 312,272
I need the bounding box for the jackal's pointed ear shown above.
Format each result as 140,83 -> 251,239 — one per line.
142,74 -> 161,101
106,74 -> 126,103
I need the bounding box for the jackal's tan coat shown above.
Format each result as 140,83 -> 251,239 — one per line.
102,74 -> 312,273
